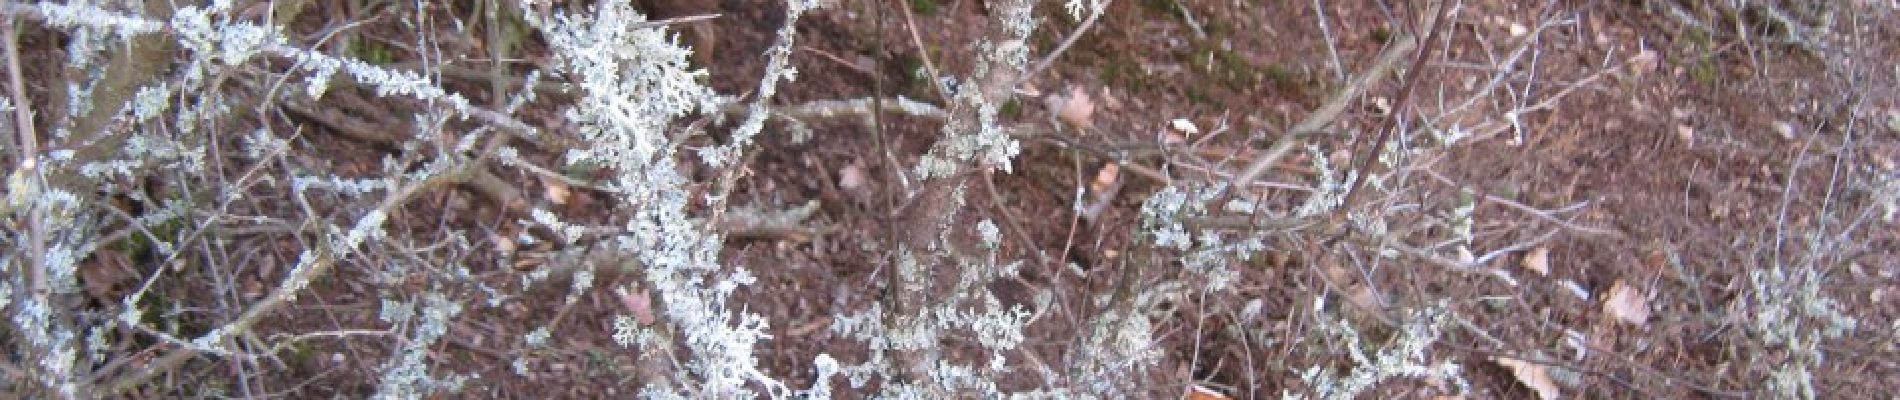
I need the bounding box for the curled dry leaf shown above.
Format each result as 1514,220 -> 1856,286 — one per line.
1773,120 -> 1796,141
1183,385 -> 1230,400
79,249 -> 137,300
1508,22 -> 1529,38
1049,85 -> 1096,129
1495,357 -> 1562,400
491,231 -> 518,256
242,277 -> 265,300
1345,284 -> 1384,312
619,287 -> 656,326
838,162 -> 867,191
540,175 -> 572,205
1628,49 -> 1660,77
1521,246 -> 1551,276
1164,118 -> 1197,144
1603,279 -> 1650,326
1090,163 -> 1120,194
1170,118 -> 1199,136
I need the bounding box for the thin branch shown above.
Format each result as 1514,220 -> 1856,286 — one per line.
100,132 -> 509,394
1420,169 -> 1623,237
1311,0 -> 1347,83
1226,34 -> 1418,193
1021,0 -> 1113,86
4,0 -> 47,304
3,11 -> 34,165
898,0 -> 948,102
1332,1 -> 1453,221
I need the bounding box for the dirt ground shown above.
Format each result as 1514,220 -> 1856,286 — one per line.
37,0 -> 1899,398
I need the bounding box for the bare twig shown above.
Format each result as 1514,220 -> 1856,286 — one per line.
3,12 -> 34,165
898,0 -> 949,102
101,132 -> 510,394
1227,35 -> 1418,193
1021,0 -> 1113,86
981,171 -> 1055,267
1420,169 -> 1623,237
722,96 -> 948,121
1310,0 -> 1347,83
1332,1 -> 1453,221
2,1 -> 44,300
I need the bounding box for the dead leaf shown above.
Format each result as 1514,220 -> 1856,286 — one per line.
838,162 -> 867,191
79,249 -> 137,300
1628,49 -> 1660,77
1495,357 -> 1562,400
1050,85 -> 1096,129
241,277 -> 265,300
541,176 -> 572,205
1603,279 -> 1650,326
619,288 -> 655,325
1345,284 -> 1384,311
491,232 -> 518,256
1184,385 -> 1230,400
1521,246 -> 1551,276
1508,22 -> 1529,38
1772,120 -> 1796,141
1090,163 -> 1120,194
1675,124 -> 1695,144
1170,118 -> 1200,136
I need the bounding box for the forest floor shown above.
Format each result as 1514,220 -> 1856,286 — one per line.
52,0 -> 1899,398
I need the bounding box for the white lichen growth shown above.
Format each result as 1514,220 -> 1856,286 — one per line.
1289,301 -> 1467,399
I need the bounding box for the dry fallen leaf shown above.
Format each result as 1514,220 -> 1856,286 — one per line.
541,176 -> 572,205
1603,279 -> 1650,326
1521,246 -> 1551,276
1345,284 -> 1384,312
1773,120 -> 1796,141
838,162 -> 867,191
79,249 -> 137,300
1090,163 -> 1120,194
619,288 -> 656,326
1184,385 -> 1230,400
1508,22 -> 1529,38
241,277 -> 265,300
1628,49 -> 1660,77
1050,85 -> 1096,129
491,231 -> 518,256
1163,118 -> 1198,144
1170,118 -> 1200,136
1496,357 -> 1562,400
1675,124 -> 1695,144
